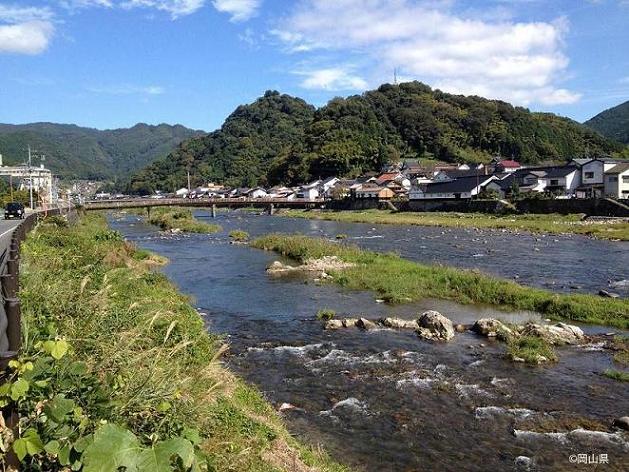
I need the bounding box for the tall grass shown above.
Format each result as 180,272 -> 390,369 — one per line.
252,234 -> 629,329
281,209 -> 629,241
148,208 -> 222,234
18,215 -> 346,471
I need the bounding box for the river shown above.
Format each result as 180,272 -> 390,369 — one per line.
109,210 -> 629,472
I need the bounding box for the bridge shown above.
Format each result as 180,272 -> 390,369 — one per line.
82,197 -> 324,215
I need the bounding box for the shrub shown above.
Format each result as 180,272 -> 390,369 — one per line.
507,335 -> 557,364
316,309 -> 336,321
229,230 -> 249,242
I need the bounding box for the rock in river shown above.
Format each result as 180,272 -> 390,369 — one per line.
472,318 -> 513,339
520,322 -> 585,345
613,417 -> 629,431
356,318 -> 378,330
380,317 -> 418,329
324,319 -> 344,330
416,311 -> 455,341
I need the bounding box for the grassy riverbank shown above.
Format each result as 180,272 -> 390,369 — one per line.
252,234 -> 629,329
281,209 -> 629,241
4,214 -> 345,471
148,208 -> 222,233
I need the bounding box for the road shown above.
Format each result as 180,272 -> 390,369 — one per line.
0,217 -> 23,239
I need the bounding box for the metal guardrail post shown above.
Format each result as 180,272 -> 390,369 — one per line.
4,298 -> 20,352
0,274 -> 17,299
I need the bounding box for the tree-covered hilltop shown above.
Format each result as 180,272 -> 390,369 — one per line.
0,122 -> 204,180
129,83 -> 622,192
584,100 -> 629,144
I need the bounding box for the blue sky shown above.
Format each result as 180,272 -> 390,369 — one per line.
1,0 -> 628,131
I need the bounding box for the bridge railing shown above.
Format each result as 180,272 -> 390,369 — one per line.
82,197 -> 324,210
0,206 -> 76,368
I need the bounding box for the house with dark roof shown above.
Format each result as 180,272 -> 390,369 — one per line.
604,162 -> 629,199
409,175 -> 496,200
541,166 -> 580,196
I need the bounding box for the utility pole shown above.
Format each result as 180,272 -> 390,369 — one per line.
28,145 -> 34,210
187,170 -> 191,192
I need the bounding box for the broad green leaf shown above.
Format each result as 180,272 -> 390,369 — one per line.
10,378 -> 29,401
59,444 -> 72,465
82,424 -> 141,472
73,434 -> 93,453
44,440 -> 61,455
44,395 -> 76,423
12,429 -> 44,460
42,339 -> 69,360
156,401 -> 171,413
182,427 -> 201,446
137,438 -> 195,472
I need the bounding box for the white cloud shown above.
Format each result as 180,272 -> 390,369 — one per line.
273,0 -> 581,106
87,84 -> 165,95
121,0 -> 205,18
59,0 -> 114,9
212,0 -> 261,22
296,67 -> 368,91
0,5 -> 55,55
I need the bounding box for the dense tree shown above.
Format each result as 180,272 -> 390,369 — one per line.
128,83 -> 625,192
584,100 -> 629,145
0,123 -> 203,180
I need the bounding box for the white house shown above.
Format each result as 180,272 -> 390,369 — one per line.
539,166 -> 581,197
410,175 -> 496,200
247,187 -> 268,198
297,180 -> 321,200
321,177 -> 340,195
577,159 -> 629,197
604,163 -> 629,199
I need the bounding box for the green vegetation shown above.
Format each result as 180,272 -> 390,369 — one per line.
130,83 -> 622,190
0,122 -> 202,180
251,234 -> 629,328
603,369 -> 629,382
316,309 -> 336,321
507,335 -> 557,364
229,230 -> 250,242
0,189 -> 36,208
281,209 -> 629,241
148,208 -> 222,234
1,214 -> 346,470
585,100 -> 629,145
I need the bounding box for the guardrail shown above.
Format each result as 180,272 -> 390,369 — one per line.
0,206 -> 76,368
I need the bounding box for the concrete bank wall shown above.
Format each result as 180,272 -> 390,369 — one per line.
326,198 -> 629,217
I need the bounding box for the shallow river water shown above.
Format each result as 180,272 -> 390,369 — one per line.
109,210 -> 629,472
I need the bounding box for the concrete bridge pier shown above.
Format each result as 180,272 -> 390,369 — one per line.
146,206 -> 151,218
211,204 -> 217,218
268,203 -> 275,216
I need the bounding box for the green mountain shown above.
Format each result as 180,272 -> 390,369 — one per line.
129,83 -> 622,193
0,122 -> 204,180
584,100 -> 629,144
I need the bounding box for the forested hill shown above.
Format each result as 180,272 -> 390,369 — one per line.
0,122 -> 204,180
129,83 -> 623,193
584,100 -> 629,144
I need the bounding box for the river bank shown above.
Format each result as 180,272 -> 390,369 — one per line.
251,234 -> 629,329
281,209 -> 629,241
4,214 -> 345,471
108,212 -> 629,472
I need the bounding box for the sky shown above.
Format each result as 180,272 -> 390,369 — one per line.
0,0 -> 628,131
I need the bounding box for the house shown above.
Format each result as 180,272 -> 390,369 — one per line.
246,187 -> 268,198
321,177 -> 340,195
410,175 -> 496,200
297,180 -> 322,200
433,166 -> 490,182
376,172 -> 412,189
401,162 -> 424,178
577,158 -> 629,198
495,160 -> 522,173
604,163 -> 629,199
540,166 -> 580,197
355,184 -> 395,200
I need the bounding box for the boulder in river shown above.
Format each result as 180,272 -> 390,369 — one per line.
598,289 -> 620,298
356,318 -> 378,330
613,417 -> 629,431
380,317 -> 418,329
342,318 -> 359,328
324,319 -> 344,330
416,311 -> 455,341
266,261 -> 298,274
472,318 -> 513,339
520,322 -> 585,345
